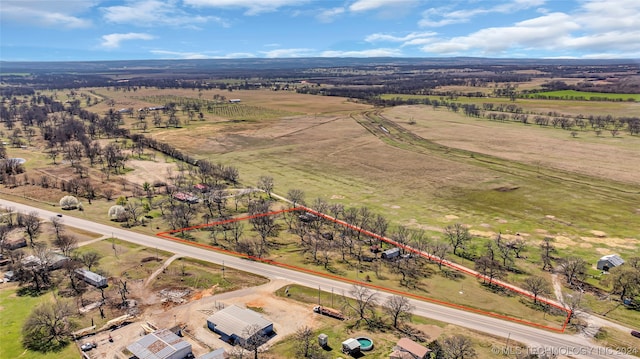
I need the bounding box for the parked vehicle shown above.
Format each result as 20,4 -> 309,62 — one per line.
313,305 -> 345,320
631,330 -> 640,339
80,342 -> 96,351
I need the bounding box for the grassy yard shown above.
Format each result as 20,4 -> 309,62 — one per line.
150,257 -> 268,292
271,284 -> 529,359
0,288 -> 79,359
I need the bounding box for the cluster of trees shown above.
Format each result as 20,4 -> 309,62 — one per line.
0,210 -> 118,353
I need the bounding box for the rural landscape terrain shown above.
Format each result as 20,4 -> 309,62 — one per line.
0,57 -> 639,359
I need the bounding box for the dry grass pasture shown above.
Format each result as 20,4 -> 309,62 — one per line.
384,105 -> 640,185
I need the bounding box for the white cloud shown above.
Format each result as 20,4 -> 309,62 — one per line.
415,1 -> 640,58
349,0 -> 417,12
419,0 -> 547,27
0,0 -> 93,28
183,0 -> 307,15
102,0 -> 228,28
316,7 -> 345,23
150,50 -> 213,59
151,50 -> 258,59
573,0 -> 640,32
365,32 -> 436,43
101,33 -> 154,49
421,13 -> 580,55
321,48 -> 402,57
260,48 -> 315,58
218,52 -> 257,59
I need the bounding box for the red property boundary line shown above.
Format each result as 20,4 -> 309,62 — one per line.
157,206 -> 571,332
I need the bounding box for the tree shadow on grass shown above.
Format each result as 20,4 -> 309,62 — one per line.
16,286 -> 47,297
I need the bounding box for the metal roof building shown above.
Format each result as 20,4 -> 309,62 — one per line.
341,338 -> 360,354
197,348 -> 225,359
206,305 -> 273,346
127,329 -> 192,359
75,268 -> 108,288
390,337 -> 431,359
597,254 -> 625,271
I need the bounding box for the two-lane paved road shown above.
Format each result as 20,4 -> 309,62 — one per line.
1,199 -> 635,359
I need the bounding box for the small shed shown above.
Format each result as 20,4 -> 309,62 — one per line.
597,254 -> 624,271
127,328 -> 192,359
75,268 -> 108,288
318,333 -> 328,347
381,247 -> 400,260
207,305 -> 273,347
390,337 -> 431,359
342,338 -> 360,355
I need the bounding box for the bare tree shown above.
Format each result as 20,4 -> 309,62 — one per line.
124,200 -> 143,227
22,298 -> 77,352
0,224 -> 9,254
77,251 -> 102,270
62,259 -> 86,296
343,285 -> 378,326
494,233 -> 514,269
19,211 -> 41,246
559,257 -> 587,287
241,323 -> 269,359
540,237 -> 555,271
444,223 -> 471,256
248,199 -> 277,246
54,234 -> 78,258
50,215 -> 65,241
441,334 -> 477,359
564,291 -> 584,324
430,240 -> 451,270
228,220 -> 245,244
287,188 -> 305,207
474,255 -> 503,285
257,175 -> 274,198
294,325 -> 314,358
508,237 -> 526,258
384,295 -> 414,329
15,244 -> 53,292
523,276 -> 551,304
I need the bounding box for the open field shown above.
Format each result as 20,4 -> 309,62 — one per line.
88,87 -> 371,117
0,287 -> 80,359
379,93 -> 640,117
383,105 -> 640,184
527,90 -> 640,101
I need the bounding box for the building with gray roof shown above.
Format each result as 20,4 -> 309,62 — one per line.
75,268 -> 108,288
597,254 -> 625,271
127,329 -> 192,359
206,305 -> 273,347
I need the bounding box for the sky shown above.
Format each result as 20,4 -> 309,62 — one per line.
1,0 -> 639,61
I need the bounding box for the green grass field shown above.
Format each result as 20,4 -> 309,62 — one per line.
0,289 -> 79,359
526,90 -> 640,102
